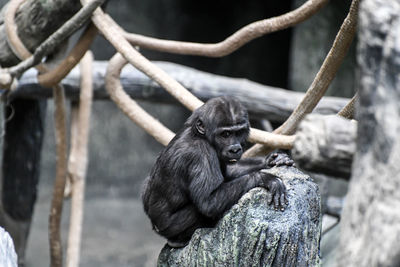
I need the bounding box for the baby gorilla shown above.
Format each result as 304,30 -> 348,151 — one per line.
142,96 -> 289,247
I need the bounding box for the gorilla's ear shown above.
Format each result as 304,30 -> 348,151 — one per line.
195,119 -> 205,135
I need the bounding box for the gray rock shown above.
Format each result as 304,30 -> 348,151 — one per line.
0,227 -> 18,267
158,167 -> 321,267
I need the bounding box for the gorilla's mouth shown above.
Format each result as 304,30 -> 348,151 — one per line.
228,159 -> 238,163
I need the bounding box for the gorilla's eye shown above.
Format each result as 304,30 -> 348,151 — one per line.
221,131 -> 231,138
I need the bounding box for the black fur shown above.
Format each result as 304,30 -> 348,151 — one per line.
142,96 -> 287,247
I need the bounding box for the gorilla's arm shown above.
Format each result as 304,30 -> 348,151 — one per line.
225,152 -> 294,181
266,152 -> 294,167
225,157 -> 266,180
188,150 -> 287,218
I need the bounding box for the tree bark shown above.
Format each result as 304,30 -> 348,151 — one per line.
292,114 -> 356,179
13,61 -> 351,123
338,0 -> 400,266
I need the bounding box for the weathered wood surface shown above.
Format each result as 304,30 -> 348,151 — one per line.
338,0 -> 400,266
292,114 -> 356,179
12,61 -> 351,122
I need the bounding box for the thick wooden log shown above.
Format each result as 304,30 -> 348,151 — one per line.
12,61 -> 351,122
292,114 -> 357,179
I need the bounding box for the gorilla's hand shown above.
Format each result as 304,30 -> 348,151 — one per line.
260,172 -> 288,211
266,152 -> 294,168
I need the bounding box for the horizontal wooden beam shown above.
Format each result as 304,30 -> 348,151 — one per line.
11,61 -> 350,122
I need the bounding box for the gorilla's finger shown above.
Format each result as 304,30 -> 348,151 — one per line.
280,194 -> 286,210
274,193 -> 280,210
267,191 -> 273,205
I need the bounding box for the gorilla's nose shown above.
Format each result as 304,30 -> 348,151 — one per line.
229,145 -> 242,155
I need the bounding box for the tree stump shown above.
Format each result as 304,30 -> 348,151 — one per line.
158,166 -> 321,267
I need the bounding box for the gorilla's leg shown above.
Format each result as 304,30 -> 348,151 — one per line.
156,205 -> 211,248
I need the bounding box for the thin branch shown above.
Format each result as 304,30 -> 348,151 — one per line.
5,0 -> 30,59
122,0 -> 328,57
106,53 -> 295,148
84,1 -> 294,149
49,84 -> 68,267
38,24 -> 98,88
5,0 -> 98,87
338,93 -> 357,119
5,0 -> 97,93
105,53 -> 174,146
82,0 -> 203,110
66,51 -> 94,267
0,70 -> 14,89
248,128 -> 295,149
277,0 -> 359,134
244,0 -> 360,157
7,0 -> 105,78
